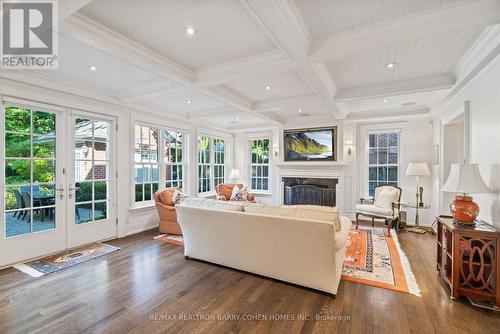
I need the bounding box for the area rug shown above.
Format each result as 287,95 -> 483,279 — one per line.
342,228 -> 421,296
154,234 -> 184,246
14,242 -> 120,277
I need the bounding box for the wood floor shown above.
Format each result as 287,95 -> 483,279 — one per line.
1,227 -> 499,334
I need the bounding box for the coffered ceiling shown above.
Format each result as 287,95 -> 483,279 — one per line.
1,0 -> 499,130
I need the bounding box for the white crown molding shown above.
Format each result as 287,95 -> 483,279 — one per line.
60,0 -> 93,21
309,0 -> 500,62
196,50 -> 295,87
431,25 -> 500,118
336,74 -> 456,102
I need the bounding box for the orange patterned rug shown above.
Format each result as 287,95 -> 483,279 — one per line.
342,228 -> 420,296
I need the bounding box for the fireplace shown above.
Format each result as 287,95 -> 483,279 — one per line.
283,177 -> 337,207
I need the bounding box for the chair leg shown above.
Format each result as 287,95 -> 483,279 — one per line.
371,217 -> 375,227
386,219 -> 392,237
355,213 -> 360,229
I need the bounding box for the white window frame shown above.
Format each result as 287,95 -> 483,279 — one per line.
132,122 -> 188,208
248,137 -> 271,192
197,136 -> 227,194
361,124 -> 406,198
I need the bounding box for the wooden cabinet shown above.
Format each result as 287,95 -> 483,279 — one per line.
436,216 -> 500,309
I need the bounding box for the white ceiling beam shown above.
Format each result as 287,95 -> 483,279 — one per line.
335,74 -> 456,102
62,13 -> 282,125
240,0 -> 345,119
196,51 -> 295,87
254,93 -> 319,112
188,107 -> 242,120
118,80 -> 182,103
346,106 -> 429,120
310,0 -> 500,62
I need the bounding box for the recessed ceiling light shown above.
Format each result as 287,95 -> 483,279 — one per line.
186,100 -> 192,104
89,65 -> 97,71
386,62 -> 396,69
186,27 -> 195,35
383,99 -> 388,103
265,85 -> 271,91
298,109 -> 302,113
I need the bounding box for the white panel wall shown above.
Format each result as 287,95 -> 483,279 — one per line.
433,55 -> 500,228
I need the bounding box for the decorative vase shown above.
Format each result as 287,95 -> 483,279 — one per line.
450,196 -> 479,225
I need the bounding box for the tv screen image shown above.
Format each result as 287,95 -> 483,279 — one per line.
284,127 -> 336,161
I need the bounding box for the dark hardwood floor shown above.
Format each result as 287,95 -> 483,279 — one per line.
1,225 -> 499,334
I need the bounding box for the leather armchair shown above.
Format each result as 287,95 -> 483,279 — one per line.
215,183 -> 255,202
154,187 -> 182,235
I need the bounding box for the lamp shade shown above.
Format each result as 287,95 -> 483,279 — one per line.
229,168 -> 240,179
406,162 -> 431,176
442,163 -> 490,194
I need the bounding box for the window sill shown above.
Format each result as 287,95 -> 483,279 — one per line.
249,190 -> 273,196
129,201 -> 156,212
197,191 -> 216,198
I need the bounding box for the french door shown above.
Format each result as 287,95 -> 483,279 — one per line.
1,102 -> 117,267
66,113 -> 116,247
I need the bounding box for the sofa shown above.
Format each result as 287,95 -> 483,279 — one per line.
215,183 -> 255,202
154,188 -> 182,235
176,198 -> 351,295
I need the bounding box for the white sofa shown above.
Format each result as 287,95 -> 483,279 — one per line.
176,198 -> 351,295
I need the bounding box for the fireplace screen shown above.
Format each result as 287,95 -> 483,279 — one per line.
283,177 -> 337,207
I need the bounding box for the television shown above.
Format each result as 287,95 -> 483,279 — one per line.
284,127 -> 337,161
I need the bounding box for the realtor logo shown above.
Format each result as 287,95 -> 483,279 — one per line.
1,0 -> 58,69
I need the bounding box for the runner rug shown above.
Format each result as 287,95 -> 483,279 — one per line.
14,242 -> 120,277
342,227 -> 421,296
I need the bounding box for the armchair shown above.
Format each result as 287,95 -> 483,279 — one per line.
154,187 -> 182,235
355,185 -> 402,235
215,183 -> 255,202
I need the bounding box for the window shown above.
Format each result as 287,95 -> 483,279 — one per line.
214,139 -> 225,187
197,136 -> 226,193
134,125 -> 159,202
134,125 -> 186,203
367,131 -> 400,197
250,138 -> 270,191
164,130 -> 184,189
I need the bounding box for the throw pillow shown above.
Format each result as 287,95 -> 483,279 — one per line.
230,185 -> 245,201
375,187 -> 399,208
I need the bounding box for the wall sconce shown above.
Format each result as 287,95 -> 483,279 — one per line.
272,143 -> 279,157
345,140 -> 353,156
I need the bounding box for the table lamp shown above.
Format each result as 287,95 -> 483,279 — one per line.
230,168 -> 240,183
442,163 -> 490,226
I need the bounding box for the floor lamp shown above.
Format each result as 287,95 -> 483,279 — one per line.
405,162 -> 431,234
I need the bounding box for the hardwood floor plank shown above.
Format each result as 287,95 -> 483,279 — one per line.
0,228 -> 499,334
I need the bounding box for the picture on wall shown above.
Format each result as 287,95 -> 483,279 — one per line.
284,127 -> 337,161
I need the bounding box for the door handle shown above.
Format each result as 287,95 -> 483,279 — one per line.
68,186 -> 76,199
55,184 -> 65,199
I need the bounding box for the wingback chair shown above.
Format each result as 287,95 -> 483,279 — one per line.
215,183 -> 255,202
154,187 -> 182,235
356,185 -> 402,235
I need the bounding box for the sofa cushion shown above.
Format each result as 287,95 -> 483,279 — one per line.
181,197 -> 244,212
278,205 -> 341,231
356,204 -> 393,218
244,203 -> 278,216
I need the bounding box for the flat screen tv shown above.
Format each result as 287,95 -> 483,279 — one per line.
284,127 -> 337,161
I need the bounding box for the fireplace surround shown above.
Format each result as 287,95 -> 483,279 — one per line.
283,177 -> 338,207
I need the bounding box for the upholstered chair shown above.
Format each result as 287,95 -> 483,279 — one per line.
355,185 -> 402,235
154,187 -> 182,235
215,183 -> 255,202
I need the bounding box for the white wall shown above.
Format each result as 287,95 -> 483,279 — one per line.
432,55 -> 500,228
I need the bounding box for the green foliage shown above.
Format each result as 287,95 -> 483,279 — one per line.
5,191 -> 16,210
4,106 -> 55,185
